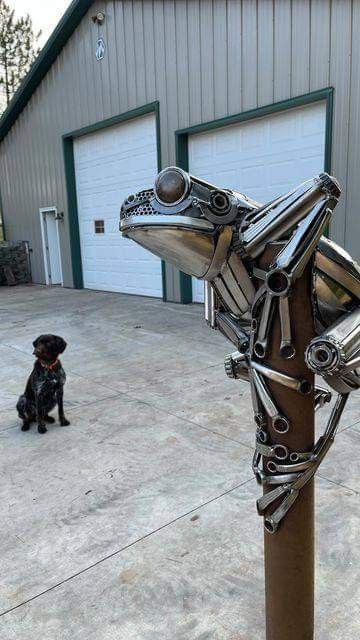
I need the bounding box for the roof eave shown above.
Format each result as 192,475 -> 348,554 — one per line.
0,0 -> 93,143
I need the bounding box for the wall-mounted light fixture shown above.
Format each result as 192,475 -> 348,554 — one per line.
92,11 -> 105,25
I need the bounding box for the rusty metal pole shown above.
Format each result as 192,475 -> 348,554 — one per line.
258,248 -> 316,640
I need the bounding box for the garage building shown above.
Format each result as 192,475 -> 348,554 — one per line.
0,0 -> 359,303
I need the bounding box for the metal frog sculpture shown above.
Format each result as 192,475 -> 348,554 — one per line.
120,167 -> 360,533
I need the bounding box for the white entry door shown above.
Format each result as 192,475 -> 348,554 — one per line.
188,101 -> 327,302
40,208 -> 63,285
73,113 -> 162,297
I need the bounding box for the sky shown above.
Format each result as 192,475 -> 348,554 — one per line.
11,0 -> 72,47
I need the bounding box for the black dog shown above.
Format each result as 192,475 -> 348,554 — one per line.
17,334 -> 70,434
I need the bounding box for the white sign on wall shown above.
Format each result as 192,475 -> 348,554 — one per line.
95,38 -> 105,61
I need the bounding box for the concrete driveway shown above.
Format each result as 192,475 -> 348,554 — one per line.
0,285 -> 359,639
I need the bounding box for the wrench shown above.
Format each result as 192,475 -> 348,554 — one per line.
252,369 -> 290,433
264,489 -> 300,533
249,368 -> 267,428
255,441 -> 289,461
261,393 -> 349,531
253,452 -> 300,487
278,294 -> 296,359
251,360 -> 311,394
253,291 -> 275,359
314,386 -> 332,411
267,457 -> 312,474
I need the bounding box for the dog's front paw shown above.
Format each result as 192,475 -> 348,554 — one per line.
38,425 -> 47,434
21,422 -> 31,431
60,418 -> 70,426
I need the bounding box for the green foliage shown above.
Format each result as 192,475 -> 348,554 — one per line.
0,0 -> 41,112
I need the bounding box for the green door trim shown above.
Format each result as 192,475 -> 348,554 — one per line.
175,88 -> 334,302
0,184 -> 6,240
62,100 -> 167,298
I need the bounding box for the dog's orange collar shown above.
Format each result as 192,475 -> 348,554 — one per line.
39,359 -> 59,371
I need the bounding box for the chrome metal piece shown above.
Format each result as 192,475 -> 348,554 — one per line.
255,441 -> 289,461
253,291 -> 275,359
120,167 -> 358,533
278,295 -> 295,359
306,308 -> 360,383
215,312 -> 250,352
252,369 -> 290,433
224,351 -> 249,381
241,174 -> 338,258
267,201 -> 333,289
257,484 -> 290,515
314,386 -> 332,411
268,457 -> 313,474
250,360 -> 311,394
256,427 -> 268,443
120,213 -> 214,232
261,394 -> 349,533
264,490 -> 299,533
204,282 -> 216,328
154,166 -> 191,206
249,368 -> 267,429
289,450 -> 313,462
203,226 -> 233,280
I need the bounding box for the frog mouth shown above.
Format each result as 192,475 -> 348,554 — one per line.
120,197 -> 217,278
119,166 -> 255,277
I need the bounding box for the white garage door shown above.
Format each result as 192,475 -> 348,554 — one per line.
189,101 -> 326,302
74,113 -> 162,296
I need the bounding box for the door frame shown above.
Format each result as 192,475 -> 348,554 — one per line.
39,206 -> 63,285
62,101 -> 166,298
175,87 -> 334,303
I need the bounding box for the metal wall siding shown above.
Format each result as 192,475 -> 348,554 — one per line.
309,0 -> 331,91
175,1 -> 190,129
200,0 -> 215,123
241,0 -> 258,111
164,0 -> 178,165
257,0 -> 274,107
0,0 -> 358,290
227,0 -> 242,114
187,0 -> 202,126
344,0 -> 360,257
291,0 -> 310,97
213,1 -> 227,119
329,0 -> 352,246
274,0 -> 292,101
143,1 -> 157,101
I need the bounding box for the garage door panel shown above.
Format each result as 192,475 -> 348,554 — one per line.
74,114 -> 162,296
189,102 -> 326,302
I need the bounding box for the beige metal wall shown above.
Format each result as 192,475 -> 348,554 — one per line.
0,0 -> 358,292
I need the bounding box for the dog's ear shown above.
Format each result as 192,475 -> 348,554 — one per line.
55,336 -> 67,354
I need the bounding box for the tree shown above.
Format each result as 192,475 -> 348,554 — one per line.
0,0 -> 41,113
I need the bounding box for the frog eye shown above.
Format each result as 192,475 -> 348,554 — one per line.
154,167 -> 190,206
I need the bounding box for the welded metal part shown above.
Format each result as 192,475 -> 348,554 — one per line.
215,312 -> 250,352
260,394 -> 349,533
306,308 -> 360,382
250,360 -> 311,394
278,295 -> 295,359
249,368 -> 267,429
266,201 -> 333,292
314,386 -> 332,411
253,291 -> 275,359
120,166 -> 359,534
224,351 -> 249,381
240,174 -> 339,259
252,369 -> 290,433
204,282 -> 216,328
255,440 -> 289,460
